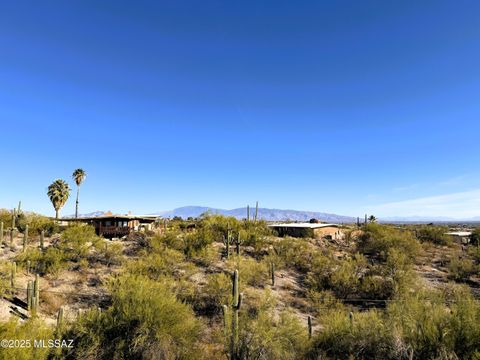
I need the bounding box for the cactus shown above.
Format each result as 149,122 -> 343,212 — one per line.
12,209 -> 16,229
40,230 -> 45,250
57,307 -> 64,330
10,262 -> 16,290
270,262 -> 275,286
308,315 -> 313,339
9,229 -> 14,247
247,205 -> 250,222
27,281 -> 33,311
222,305 -> 228,338
223,228 -> 231,259
364,214 -> 367,226
26,260 -> 31,274
234,232 -> 243,255
223,270 -> 243,359
23,225 -> 28,252
17,201 -> 21,216
33,274 -> 40,314
0,221 -> 3,244
254,201 -> 258,222
231,270 -> 242,358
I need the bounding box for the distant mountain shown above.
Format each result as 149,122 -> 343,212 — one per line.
64,211 -> 106,218
154,206 -> 356,223
379,216 -> 480,223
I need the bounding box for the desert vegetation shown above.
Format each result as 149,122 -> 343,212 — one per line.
0,206 -> 479,359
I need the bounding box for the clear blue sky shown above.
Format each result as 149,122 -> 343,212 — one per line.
1,1 -> 479,218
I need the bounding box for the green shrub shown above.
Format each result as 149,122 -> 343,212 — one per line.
357,224 -> 420,260
15,247 -> 68,275
0,319 -> 54,360
448,257 -> 478,282
225,256 -> 268,288
272,237 -> 313,272
61,274 -> 202,359
307,309 -> 393,359
416,225 -> 452,246
60,224 -> 102,260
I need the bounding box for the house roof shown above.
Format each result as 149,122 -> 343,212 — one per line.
445,231 -> 472,237
61,215 -> 159,222
268,223 -> 339,229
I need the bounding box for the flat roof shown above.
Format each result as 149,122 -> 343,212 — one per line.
445,231 -> 472,237
268,223 -> 339,229
62,215 -> 159,222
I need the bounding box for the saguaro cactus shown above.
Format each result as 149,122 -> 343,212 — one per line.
223,270 -> 243,359
57,307 -> 64,330
12,209 -> 16,229
254,201 -> 259,222
231,270 -> 242,358
40,230 -> 45,250
270,262 -> 275,286
234,232 -> 243,255
308,315 -> 313,339
10,262 -> 16,290
23,225 -> 28,252
223,229 -> 231,259
247,205 -> 250,222
27,281 -> 33,311
32,274 -> 40,314
0,221 -> 3,244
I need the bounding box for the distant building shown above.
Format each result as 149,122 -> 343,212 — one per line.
445,231 -> 472,244
62,214 -> 158,238
268,223 -> 342,239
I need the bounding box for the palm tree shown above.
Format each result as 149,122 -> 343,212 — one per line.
368,215 -> 377,223
47,179 -> 71,220
72,169 -> 87,219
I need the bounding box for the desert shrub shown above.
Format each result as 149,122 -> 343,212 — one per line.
469,228 -> 480,246
14,247 -> 68,275
307,253 -> 368,299
149,231 -> 184,252
61,274 -> 202,359
98,241 -> 124,266
448,257 -> 478,282
127,247 -> 189,280
447,285 -> 480,358
60,224 -> 102,260
0,318 -> 54,360
387,291 -> 453,359
191,243 -> 220,267
225,256 -> 268,288
307,289 -> 345,315
360,275 -> 395,301
307,309 -> 393,360
357,224 -> 420,260
415,225 -> 452,246
329,254 -> 368,298
236,309 -> 308,360
0,261 -> 13,297
271,237 -> 313,272
183,231 -> 213,258
200,272 -> 232,312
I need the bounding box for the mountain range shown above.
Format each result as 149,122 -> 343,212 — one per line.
68,207 -> 480,223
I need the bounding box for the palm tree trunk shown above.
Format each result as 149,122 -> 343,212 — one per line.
55,209 -> 59,220
75,187 -> 80,219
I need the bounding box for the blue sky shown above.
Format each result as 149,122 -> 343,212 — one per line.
1,1 -> 479,218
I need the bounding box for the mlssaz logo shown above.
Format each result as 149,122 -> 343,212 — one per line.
34,339 -> 74,348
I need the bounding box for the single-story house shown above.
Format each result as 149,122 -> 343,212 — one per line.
62,214 -> 159,238
268,223 -> 342,239
445,231 -> 472,244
